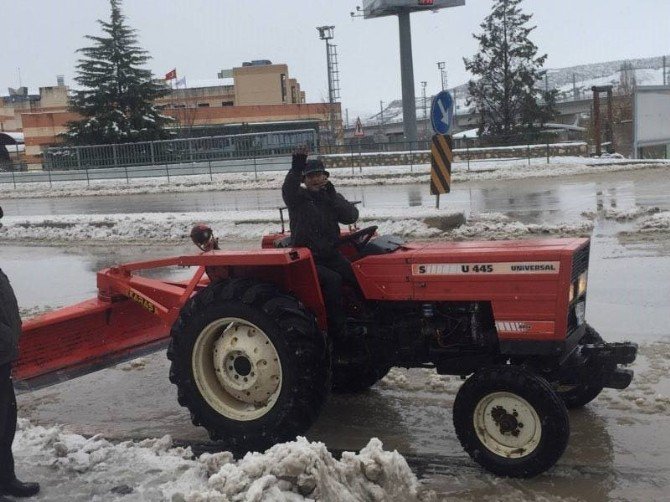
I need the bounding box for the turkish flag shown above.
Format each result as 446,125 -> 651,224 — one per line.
165,69 -> 177,80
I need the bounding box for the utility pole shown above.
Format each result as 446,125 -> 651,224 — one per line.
421,81 -> 427,141
664,56 -> 667,86
573,73 -> 578,100
379,100 -> 385,137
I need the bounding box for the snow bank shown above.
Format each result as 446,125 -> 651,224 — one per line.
15,423 -> 424,501
0,209 -> 596,244
601,206 -> 661,221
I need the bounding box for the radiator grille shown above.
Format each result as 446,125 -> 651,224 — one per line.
571,242 -> 590,281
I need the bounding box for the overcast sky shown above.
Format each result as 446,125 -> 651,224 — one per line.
2,0 -> 669,119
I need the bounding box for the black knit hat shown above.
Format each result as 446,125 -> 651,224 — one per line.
303,159 -> 329,177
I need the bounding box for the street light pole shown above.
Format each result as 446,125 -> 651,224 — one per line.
437,61 -> 445,91
317,26 -> 339,146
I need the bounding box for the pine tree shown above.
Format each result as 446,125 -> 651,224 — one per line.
65,0 -> 172,145
464,0 -> 556,143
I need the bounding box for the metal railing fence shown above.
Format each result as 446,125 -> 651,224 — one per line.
1,138 -> 588,189
43,129 -> 318,171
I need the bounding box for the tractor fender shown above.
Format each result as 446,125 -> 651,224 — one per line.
180,248 -> 328,330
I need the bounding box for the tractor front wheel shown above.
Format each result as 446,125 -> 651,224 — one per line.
167,278 -> 330,454
453,366 -> 570,478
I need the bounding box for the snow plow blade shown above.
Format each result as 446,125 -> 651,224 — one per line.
13,297 -> 170,392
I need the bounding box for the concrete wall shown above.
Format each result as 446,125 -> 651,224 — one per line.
38,86 -> 69,108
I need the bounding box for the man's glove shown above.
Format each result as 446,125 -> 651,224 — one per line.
291,146 -> 309,173
322,181 -> 336,197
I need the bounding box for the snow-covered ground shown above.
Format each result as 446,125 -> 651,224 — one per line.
1,158 -> 668,244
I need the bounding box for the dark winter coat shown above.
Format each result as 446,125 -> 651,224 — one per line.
0,268 -> 21,366
282,164 -> 359,261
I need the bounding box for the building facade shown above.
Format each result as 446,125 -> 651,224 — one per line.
2,61 -> 340,168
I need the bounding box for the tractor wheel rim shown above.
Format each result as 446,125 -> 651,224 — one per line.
192,318 -> 282,421
473,391 -> 542,459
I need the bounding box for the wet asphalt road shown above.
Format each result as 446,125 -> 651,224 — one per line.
3,170 -> 670,501
3,167 -> 670,226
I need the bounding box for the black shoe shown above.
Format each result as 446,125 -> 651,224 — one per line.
1,478 -> 40,498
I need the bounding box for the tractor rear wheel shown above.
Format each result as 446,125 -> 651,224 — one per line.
453,366 -> 570,478
557,324 -> 606,409
167,278 -> 330,454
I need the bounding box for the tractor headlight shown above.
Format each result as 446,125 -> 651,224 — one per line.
568,282 -> 575,303
577,272 -> 588,297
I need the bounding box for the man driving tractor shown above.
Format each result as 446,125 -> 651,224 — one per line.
282,147 -> 362,359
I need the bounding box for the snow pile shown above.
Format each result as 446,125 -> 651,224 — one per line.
15,422 -> 424,501
379,368 -> 463,395
602,206 -> 661,221
636,211 -> 670,232
449,213 -> 594,240
453,160 -> 668,183
198,437 -> 422,501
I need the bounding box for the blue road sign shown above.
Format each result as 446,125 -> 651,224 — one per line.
431,90 -> 454,135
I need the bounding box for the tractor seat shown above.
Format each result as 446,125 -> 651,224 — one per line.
274,235 -> 294,248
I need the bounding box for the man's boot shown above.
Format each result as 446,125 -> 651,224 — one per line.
0,478 -> 40,498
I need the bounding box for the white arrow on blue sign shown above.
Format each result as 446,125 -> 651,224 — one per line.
430,90 -> 454,135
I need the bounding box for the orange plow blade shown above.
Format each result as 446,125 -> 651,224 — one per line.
14,297 -> 171,391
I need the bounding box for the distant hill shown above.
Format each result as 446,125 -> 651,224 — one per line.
363,55 -> 669,126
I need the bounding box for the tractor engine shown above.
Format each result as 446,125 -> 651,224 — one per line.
362,301 -> 496,367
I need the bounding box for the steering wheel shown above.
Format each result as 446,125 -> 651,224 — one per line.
337,225 -> 378,252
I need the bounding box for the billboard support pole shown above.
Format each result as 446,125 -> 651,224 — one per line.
398,10 -> 418,148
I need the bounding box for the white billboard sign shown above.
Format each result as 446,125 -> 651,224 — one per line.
363,0 -> 465,18
634,86 -> 670,157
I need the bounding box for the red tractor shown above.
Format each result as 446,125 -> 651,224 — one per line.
15,223 -> 636,478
